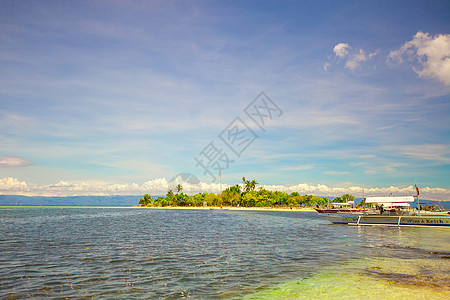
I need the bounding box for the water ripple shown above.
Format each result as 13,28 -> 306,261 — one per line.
1,207 -> 449,298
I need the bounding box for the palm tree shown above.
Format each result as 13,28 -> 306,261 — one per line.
166,189 -> 174,200
176,184 -> 183,194
139,194 -> 152,206
250,179 -> 258,191
243,179 -> 258,191
244,180 -> 251,191
230,184 -> 241,194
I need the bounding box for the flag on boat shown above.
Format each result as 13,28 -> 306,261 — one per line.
415,184 -> 419,196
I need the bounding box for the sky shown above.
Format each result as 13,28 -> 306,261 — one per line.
1,0 -> 449,199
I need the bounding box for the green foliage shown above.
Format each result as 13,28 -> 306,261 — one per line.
340,193 -> 355,202
242,191 -> 257,207
139,179 -> 356,209
359,198 -> 372,207
139,194 -> 152,206
243,178 -> 258,191
318,197 -> 329,206
333,196 -> 343,203
221,184 -> 242,206
176,184 -> 183,194
175,193 -> 189,206
333,194 -> 356,203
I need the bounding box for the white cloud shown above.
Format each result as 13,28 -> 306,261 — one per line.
385,144 -> 450,164
0,177 -> 28,191
0,177 -> 227,197
388,31 -> 450,86
265,182 -> 450,201
334,43 -> 351,58
368,51 -> 378,59
328,43 -> 377,70
1,177 -> 449,201
363,162 -> 407,175
344,48 -> 378,70
0,155 -> 33,167
345,49 -> 368,70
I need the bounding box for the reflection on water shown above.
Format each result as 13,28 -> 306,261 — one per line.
0,207 -> 449,299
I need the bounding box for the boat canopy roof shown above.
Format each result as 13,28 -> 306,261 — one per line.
365,196 -> 415,203
331,202 -> 353,206
381,202 -> 411,207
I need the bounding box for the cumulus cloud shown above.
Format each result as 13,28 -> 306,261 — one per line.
388,31 -> 450,85
264,183 -> 450,201
334,43 -> 351,58
0,177 -> 226,197
0,177 -> 28,190
0,155 -> 33,167
326,43 -> 377,71
1,177 -> 449,201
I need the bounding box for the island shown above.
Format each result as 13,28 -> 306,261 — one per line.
139,178 -> 356,210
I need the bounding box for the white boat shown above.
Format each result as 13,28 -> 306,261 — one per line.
315,202 -> 367,214
320,195 -> 450,228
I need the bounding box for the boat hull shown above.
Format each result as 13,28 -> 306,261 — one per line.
315,209 -> 365,214
321,214 -> 450,227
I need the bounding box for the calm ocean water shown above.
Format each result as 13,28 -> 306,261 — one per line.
0,207 -> 449,299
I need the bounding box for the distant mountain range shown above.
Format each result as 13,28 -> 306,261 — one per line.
0,195 -> 449,209
0,195 -> 141,206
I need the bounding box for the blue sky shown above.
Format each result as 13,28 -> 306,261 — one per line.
1,0 -> 449,199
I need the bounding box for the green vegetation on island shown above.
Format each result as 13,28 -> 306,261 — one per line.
139,178 -> 356,209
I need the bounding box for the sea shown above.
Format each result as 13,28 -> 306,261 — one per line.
0,207 -> 449,299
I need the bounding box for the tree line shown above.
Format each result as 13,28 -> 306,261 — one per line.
139,178 -> 356,208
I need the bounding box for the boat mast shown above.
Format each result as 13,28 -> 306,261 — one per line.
362,185 -> 365,207
415,180 -> 420,216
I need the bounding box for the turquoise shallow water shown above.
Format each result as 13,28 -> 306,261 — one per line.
0,207 -> 449,299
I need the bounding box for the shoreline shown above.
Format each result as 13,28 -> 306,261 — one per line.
137,206 -> 318,212
3,205 -> 448,215
0,205 -> 317,212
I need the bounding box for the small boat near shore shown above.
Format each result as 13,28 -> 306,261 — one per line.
315,208 -> 365,213
319,195 -> 450,228
322,212 -> 450,227
315,200 -> 366,214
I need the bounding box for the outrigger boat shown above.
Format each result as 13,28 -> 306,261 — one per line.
315,202 -> 366,214
315,197 -> 367,214
319,195 -> 450,228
